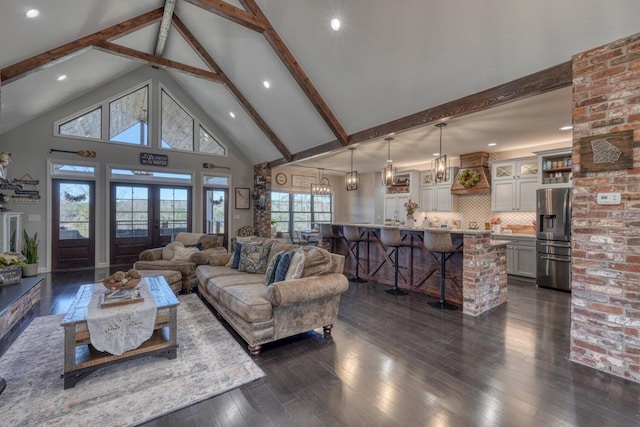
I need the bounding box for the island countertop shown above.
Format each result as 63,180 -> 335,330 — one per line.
327,223 -> 508,315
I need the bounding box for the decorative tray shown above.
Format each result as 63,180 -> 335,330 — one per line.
100,288 -> 144,309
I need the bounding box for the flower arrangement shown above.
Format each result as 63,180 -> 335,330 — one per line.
404,199 -> 419,215
0,252 -> 27,267
490,217 -> 501,225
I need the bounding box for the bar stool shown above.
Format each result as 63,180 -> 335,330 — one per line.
319,223 -> 342,253
342,225 -> 368,283
424,229 -> 461,310
380,227 -> 412,295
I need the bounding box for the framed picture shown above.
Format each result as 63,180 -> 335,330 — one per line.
291,175 -> 316,187
234,187 -> 250,209
275,173 -> 287,185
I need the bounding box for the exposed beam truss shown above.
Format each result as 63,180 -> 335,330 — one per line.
268,61 -> 574,168
0,8 -> 164,86
94,41 -> 224,83
182,0 -> 266,32
171,14 -> 292,162
239,0 -> 349,146
155,0 -> 177,56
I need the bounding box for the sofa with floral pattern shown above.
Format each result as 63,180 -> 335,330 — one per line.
196,238 -> 349,355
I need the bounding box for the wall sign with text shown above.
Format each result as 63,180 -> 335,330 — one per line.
140,153 -> 168,167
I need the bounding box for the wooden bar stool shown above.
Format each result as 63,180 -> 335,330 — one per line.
424,229 -> 461,310
319,223 -> 342,253
380,227 -> 412,295
343,225 -> 368,283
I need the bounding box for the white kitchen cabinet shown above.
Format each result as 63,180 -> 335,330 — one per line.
504,236 -> 536,278
491,158 -> 538,212
383,170 -> 419,221
419,167 -> 458,212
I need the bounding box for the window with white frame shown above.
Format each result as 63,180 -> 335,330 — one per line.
271,191 -> 332,232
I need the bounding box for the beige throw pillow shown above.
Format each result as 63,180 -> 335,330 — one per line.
285,250 -> 305,280
162,241 -> 185,260
172,246 -> 199,261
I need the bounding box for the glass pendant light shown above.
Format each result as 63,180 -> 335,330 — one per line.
345,148 -> 358,191
433,123 -> 449,183
381,137 -> 395,186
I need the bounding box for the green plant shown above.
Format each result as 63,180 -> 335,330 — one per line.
22,230 -> 39,264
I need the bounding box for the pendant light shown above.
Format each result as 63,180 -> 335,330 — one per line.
345,147 -> 358,191
381,137 -> 395,186
433,123 -> 449,183
311,168 -> 331,195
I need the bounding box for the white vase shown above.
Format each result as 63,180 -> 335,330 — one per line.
22,263 -> 37,277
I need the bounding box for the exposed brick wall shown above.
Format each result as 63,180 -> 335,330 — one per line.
462,233 -> 508,316
570,32 -> 640,382
253,162 -> 271,237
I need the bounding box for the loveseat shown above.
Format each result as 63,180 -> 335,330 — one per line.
196,238 -> 349,355
134,232 -> 227,293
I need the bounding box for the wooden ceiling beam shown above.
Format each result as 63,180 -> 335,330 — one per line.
268,61 -> 573,168
182,0 -> 266,33
171,14 -> 292,162
154,0 -> 177,56
0,8 -> 164,86
94,41 -> 224,84
239,0 -> 349,146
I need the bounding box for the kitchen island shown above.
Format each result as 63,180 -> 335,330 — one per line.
328,224 -> 508,316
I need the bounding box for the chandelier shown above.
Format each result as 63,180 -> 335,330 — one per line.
345,147 -> 358,191
433,123 -> 449,183
311,168 -> 331,195
381,137 -> 395,186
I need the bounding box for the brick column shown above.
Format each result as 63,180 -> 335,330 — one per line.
253,162 -> 271,237
570,32 -> 640,382
462,233 -> 508,316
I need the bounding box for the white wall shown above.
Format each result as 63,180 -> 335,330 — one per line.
0,66 -> 255,271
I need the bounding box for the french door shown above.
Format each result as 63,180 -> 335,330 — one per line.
52,179 -> 96,270
110,183 -> 191,265
203,187 -> 228,249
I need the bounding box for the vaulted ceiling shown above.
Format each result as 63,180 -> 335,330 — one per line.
1,0 -> 639,173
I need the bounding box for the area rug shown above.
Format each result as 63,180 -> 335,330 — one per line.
0,294 -> 265,426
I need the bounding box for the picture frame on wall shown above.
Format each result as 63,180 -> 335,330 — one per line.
235,187 -> 250,209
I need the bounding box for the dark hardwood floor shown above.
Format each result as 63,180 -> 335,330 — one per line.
3,269 -> 640,426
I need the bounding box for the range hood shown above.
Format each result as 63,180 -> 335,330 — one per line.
450,152 -> 492,195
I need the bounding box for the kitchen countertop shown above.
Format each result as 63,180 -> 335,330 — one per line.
491,232 -> 536,239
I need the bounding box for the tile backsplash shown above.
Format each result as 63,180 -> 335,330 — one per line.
418,194 -> 535,229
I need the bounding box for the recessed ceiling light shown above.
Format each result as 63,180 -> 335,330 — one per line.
57,75 -> 67,81
229,112 -> 235,118
25,9 -> 39,18
330,18 -> 341,31
263,80 -> 271,89
559,125 -> 573,131
488,142 -> 497,146
432,152 -> 440,156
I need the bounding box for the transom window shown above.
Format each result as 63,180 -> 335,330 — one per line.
271,191 -> 332,232
54,81 -> 227,157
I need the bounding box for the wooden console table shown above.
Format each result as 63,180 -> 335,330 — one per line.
60,276 -> 179,389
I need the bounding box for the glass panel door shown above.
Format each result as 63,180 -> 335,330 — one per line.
203,188 -> 228,248
52,179 -> 95,270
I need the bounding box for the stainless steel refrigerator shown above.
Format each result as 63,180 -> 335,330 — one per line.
536,188 -> 571,291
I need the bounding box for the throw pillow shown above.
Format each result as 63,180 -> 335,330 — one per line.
162,241 -> 184,260
185,243 -> 203,250
285,250 -> 305,280
264,251 -> 284,285
230,242 -> 243,269
172,246 -> 199,261
238,245 -> 270,274
198,234 -> 222,249
273,251 -> 295,283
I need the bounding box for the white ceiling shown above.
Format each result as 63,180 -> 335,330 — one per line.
1,0 -> 640,169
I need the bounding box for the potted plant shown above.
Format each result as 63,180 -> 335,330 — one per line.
21,230 -> 39,277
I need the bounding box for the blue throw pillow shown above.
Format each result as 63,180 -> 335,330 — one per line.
231,242 -> 243,269
273,251 -> 294,283
264,251 -> 283,286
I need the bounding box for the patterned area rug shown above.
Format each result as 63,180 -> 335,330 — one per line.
0,294 -> 265,426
